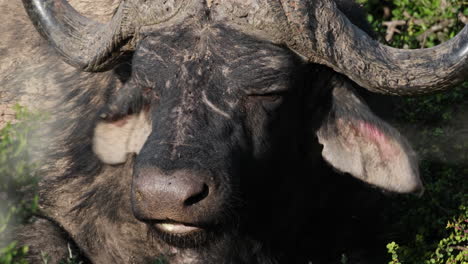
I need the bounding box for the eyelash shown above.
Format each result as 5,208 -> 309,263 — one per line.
248,94 -> 285,113
257,94 -> 282,102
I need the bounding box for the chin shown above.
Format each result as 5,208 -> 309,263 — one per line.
148,222 -> 221,249
148,224 -> 275,264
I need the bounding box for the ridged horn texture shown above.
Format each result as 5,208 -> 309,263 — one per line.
22,0 -> 188,72
23,0 -> 467,94
280,0 -> 468,95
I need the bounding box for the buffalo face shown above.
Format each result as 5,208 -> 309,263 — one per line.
96,24 -> 309,248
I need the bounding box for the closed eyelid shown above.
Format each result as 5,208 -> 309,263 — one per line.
243,83 -> 290,96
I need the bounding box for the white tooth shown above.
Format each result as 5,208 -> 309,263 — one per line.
158,223 -> 199,234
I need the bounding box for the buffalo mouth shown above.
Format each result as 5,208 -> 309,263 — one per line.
149,220 -> 219,248
155,222 -> 202,234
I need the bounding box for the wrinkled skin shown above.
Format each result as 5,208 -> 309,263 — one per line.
1,0 -> 454,263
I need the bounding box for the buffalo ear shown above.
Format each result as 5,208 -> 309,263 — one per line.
93,111 -> 151,165
316,77 -> 423,194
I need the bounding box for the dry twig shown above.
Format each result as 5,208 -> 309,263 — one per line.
459,12 -> 468,24
382,20 -> 406,42
417,19 -> 455,46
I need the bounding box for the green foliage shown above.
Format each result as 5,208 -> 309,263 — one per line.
36,243 -> 84,264
151,255 -> 169,264
57,244 -> 84,264
0,105 -> 44,264
387,206 -> 468,264
0,105 -> 42,199
0,242 -> 29,264
358,0 -> 466,48
386,242 -> 401,264
428,206 -> 468,263
358,0 -> 467,263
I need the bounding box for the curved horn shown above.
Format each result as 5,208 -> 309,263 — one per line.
281,0 -> 468,95
22,0 -> 134,71
22,0 -> 189,72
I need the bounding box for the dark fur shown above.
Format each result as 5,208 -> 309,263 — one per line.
16,1 -> 393,263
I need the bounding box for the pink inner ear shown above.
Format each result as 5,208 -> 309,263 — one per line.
355,121 -> 401,159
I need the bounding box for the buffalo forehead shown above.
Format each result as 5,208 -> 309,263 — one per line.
132,24 -> 301,95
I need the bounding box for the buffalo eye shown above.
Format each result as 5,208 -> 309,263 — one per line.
249,93 -> 285,112
99,84 -> 156,122
260,94 -> 282,102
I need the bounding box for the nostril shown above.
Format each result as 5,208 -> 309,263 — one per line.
184,183 -> 209,206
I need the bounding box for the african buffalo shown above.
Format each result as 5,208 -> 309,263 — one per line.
2,0 -> 467,263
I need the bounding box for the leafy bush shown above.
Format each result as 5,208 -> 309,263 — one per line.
0,104 -> 163,264
386,206 -> 467,264
358,0 -> 468,263
359,0 -> 467,48
0,105 -> 43,264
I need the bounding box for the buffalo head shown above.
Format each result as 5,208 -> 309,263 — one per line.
22,0 -> 467,262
